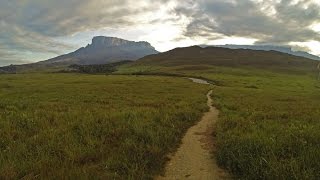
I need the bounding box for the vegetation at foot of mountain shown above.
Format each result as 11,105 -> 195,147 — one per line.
0,74 -> 209,179
0,65 -> 17,74
66,61 -> 132,74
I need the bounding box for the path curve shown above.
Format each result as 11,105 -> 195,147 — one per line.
189,78 -> 210,85
157,90 -> 229,180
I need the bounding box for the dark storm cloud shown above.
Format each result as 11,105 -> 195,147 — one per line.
175,0 -> 320,45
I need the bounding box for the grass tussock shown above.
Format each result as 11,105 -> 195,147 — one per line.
0,74 -> 209,179
200,68 -> 320,179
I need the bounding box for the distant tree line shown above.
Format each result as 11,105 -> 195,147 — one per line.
0,65 -> 17,74
68,60 -> 132,74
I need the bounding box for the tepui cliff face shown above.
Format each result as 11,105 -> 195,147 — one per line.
41,36 -> 158,65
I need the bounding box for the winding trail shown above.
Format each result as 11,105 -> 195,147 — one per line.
157,79 -> 229,180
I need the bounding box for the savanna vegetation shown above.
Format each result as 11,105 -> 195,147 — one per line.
0,74 -> 209,179
208,68 -> 320,180
1,46 -> 319,179
67,61 -> 132,74
119,46 -> 320,179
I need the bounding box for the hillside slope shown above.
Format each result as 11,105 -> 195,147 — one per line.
210,45 -> 320,61
134,46 -> 318,71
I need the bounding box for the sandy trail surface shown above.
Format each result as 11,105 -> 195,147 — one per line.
157,90 -> 229,180
188,78 -> 210,85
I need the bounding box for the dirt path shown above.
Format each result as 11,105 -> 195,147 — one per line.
189,78 -> 210,85
157,90 -> 229,180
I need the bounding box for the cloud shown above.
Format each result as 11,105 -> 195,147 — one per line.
174,0 -> 320,47
0,48 -> 33,66
1,0 -> 173,37
0,0 -> 320,66
0,0 -> 176,65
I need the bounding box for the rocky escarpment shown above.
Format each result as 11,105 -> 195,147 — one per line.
41,36 -> 158,65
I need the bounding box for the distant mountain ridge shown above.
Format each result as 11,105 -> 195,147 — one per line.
204,45 -> 320,61
0,36 -> 158,73
135,46 -> 318,71
40,36 -> 158,65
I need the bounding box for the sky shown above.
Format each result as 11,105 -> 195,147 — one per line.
0,0 -> 320,66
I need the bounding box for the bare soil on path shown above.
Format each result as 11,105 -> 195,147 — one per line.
156,90 -> 229,180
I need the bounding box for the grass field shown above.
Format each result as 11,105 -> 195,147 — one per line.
208,69 -> 320,179
120,63 -> 320,179
0,74 -> 209,179
1,55 -> 320,179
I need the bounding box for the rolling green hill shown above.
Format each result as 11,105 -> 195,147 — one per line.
132,46 -> 318,73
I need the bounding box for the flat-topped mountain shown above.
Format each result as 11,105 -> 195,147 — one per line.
41,36 -> 158,65
0,36 -> 158,73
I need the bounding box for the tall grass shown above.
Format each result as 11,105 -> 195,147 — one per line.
0,74 -> 208,179
120,63 -> 320,179
181,67 -> 320,179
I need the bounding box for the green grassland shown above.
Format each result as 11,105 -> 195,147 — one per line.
1,46 -> 320,179
120,60 -> 320,179
0,74 -> 209,179
186,67 -> 320,179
